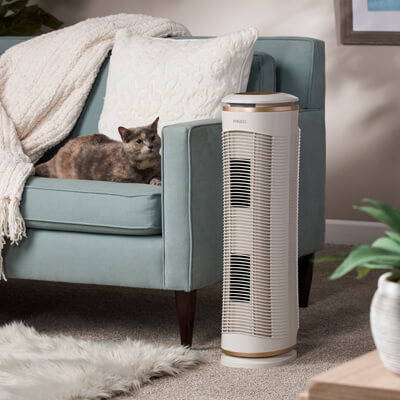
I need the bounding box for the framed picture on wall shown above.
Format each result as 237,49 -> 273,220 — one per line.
340,0 -> 400,44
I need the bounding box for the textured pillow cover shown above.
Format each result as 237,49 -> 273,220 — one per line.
99,28 -> 258,139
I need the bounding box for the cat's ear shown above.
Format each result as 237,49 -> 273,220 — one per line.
118,127 -> 130,142
150,117 -> 159,132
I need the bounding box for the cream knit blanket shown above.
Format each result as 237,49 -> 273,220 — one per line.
0,14 -> 190,279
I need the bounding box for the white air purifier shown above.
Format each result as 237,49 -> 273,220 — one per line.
221,92 -> 300,369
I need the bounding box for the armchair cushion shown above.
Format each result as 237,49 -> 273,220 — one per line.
21,177 -> 161,236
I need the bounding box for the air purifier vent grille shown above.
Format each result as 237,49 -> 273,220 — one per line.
229,159 -> 251,207
222,130 -> 294,339
229,254 -> 251,302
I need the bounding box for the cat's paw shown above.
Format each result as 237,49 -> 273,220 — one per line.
149,178 -> 161,186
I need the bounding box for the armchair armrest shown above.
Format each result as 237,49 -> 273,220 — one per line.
161,119 -> 223,291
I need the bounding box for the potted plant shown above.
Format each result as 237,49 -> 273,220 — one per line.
0,0 -> 62,36
325,198 -> 400,374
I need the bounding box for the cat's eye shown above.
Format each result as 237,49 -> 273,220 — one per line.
150,136 -> 155,141
136,139 -> 142,144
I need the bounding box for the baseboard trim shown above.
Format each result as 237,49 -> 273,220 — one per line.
325,219 -> 386,245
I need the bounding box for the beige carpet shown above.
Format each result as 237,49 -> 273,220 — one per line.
0,245 -> 379,399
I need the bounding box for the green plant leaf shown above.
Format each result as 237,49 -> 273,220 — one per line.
6,9 -> 42,35
356,263 -> 396,279
0,5 -> 9,18
355,199 -> 400,233
385,231 -> 400,245
356,266 -> 371,279
372,236 -> 400,255
316,254 -> 348,263
5,0 -> 29,12
0,0 -> 28,17
37,8 -> 62,29
328,245 -> 400,280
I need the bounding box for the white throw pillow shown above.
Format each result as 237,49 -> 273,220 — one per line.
99,28 -> 258,139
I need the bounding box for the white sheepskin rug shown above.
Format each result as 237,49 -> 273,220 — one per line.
0,322 -> 202,400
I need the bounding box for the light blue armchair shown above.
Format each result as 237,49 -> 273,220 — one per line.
1,36 -> 325,346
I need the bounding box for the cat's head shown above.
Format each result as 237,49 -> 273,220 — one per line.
118,117 -> 161,160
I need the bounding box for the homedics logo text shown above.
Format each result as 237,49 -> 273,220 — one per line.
233,119 -> 247,124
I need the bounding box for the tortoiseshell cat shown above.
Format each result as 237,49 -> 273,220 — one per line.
35,118 -> 161,185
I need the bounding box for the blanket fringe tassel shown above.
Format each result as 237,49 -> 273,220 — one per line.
0,235 -> 5,281
0,197 -> 27,281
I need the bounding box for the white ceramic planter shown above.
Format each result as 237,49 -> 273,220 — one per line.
370,272 -> 400,374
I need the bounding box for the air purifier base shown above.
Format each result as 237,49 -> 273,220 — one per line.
221,350 -> 297,369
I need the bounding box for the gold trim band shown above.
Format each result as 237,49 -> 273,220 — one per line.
235,91 -> 278,95
222,105 -> 299,112
221,345 -> 296,358
253,103 -> 294,107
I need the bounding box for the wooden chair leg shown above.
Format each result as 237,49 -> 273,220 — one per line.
298,253 -> 314,308
175,290 -> 197,347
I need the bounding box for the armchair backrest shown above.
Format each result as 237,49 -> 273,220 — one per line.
176,36 -> 325,110
254,37 -> 325,110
